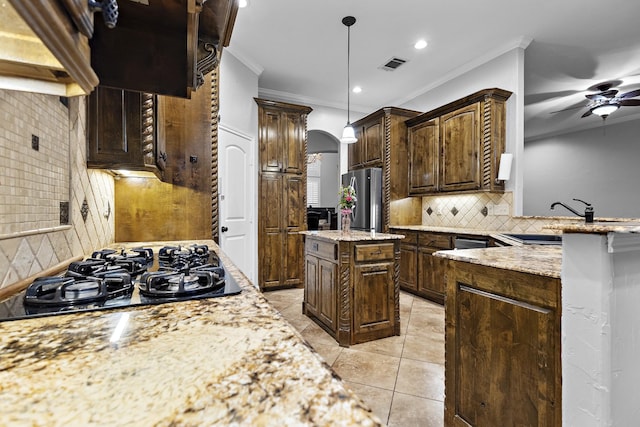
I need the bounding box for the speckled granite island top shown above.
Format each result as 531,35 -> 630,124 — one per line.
0,241 -> 382,426
434,245 -> 562,278
300,230 -> 404,242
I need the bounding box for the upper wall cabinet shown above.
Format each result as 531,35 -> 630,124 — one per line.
87,86 -> 165,178
90,0 -> 238,98
1,1 -> 98,96
256,98 -> 313,175
406,88 -> 512,195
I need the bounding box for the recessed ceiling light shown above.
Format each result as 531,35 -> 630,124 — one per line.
239,0 -> 248,8
352,86 -> 362,94
414,39 -> 428,50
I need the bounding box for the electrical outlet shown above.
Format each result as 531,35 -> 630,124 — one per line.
494,203 -> 510,215
486,204 -> 494,215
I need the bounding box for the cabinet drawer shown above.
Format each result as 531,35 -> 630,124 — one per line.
305,239 -> 337,261
355,243 -> 394,262
419,233 -> 452,249
392,230 -> 417,245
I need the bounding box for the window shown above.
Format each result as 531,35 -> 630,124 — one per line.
307,155 -> 321,206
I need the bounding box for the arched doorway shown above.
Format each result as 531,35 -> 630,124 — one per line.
307,129 -> 340,229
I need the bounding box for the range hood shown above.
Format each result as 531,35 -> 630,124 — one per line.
90,0 -> 238,98
0,1 -> 98,96
0,0 -> 237,98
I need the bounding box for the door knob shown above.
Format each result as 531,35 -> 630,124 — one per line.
221,226 -> 228,233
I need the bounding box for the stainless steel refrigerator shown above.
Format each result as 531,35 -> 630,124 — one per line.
341,167 -> 383,232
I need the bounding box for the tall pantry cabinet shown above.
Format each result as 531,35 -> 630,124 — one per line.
255,98 -> 313,291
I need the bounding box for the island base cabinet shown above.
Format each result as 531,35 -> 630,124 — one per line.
444,261 -> 561,427
303,234 -> 401,347
352,261 -> 396,344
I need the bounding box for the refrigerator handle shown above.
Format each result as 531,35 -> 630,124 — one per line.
349,176 -> 357,218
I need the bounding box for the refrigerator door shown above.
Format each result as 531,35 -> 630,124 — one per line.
341,168 -> 382,231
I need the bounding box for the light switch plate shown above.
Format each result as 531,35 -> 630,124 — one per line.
494,203 -> 510,215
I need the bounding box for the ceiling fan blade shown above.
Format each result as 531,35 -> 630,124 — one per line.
619,88 -> 640,99
581,109 -> 593,118
619,99 -> 640,106
549,104 -> 585,114
586,89 -> 618,100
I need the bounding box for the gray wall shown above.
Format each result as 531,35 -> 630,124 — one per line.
523,119 -> 640,218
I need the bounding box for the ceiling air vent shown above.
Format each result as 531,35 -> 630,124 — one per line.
379,57 -> 408,71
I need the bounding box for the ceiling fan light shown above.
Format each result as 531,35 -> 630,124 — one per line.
592,104 -> 619,116
341,123 -> 357,144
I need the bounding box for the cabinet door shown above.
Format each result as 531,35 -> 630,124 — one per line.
282,174 -> 305,286
440,103 -> 481,192
353,261 -> 395,340
304,255 -> 319,316
87,87 -> 141,168
363,118 -> 384,166
317,258 -> 338,330
260,108 -> 283,172
398,243 -> 418,291
259,173 -> 283,288
348,132 -> 363,170
282,112 -> 305,174
408,118 -> 439,194
451,286 -> 557,426
417,247 -> 446,304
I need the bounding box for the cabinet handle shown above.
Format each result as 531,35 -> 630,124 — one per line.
312,243 -> 319,251
159,151 -> 168,162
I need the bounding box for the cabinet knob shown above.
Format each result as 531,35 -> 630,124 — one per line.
221,226 -> 229,233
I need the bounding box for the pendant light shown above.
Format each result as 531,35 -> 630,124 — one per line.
340,16 -> 357,144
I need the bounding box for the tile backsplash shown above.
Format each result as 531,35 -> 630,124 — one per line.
0,90 -> 114,290
421,192 -> 580,233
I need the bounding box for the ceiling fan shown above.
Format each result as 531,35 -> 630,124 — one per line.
581,83 -> 640,119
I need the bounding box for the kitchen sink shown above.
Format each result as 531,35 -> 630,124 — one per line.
501,233 -> 563,245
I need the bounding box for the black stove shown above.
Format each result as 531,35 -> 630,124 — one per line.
0,244 -> 242,321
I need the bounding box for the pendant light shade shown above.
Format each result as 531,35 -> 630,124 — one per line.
341,123 -> 357,143
340,16 -> 357,144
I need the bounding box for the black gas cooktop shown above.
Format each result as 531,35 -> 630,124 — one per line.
0,244 -> 242,322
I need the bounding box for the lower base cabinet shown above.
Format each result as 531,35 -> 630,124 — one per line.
392,229 -> 452,304
302,233 -> 401,347
444,260 -> 561,426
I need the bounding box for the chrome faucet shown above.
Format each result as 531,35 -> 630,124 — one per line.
550,198 -> 594,223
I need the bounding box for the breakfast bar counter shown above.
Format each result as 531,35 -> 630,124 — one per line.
0,241 -> 382,426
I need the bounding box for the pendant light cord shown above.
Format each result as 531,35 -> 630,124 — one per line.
347,23 -> 351,123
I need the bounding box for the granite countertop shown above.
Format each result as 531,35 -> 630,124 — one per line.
301,230 -> 404,242
434,245 -> 562,278
389,224 -> 504,236
0,241 -> 382,426
546,221 -> 640,234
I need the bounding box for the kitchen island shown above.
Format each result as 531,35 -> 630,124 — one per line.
301,230 -> 403,347
435,245 -> 562,427
0,241 -> 383,426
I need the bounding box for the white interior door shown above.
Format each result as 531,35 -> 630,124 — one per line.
219,124 -> 255,284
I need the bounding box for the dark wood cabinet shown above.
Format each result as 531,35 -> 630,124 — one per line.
256,98 -> 312,291
406,88 -> 511,195
440,103 -> 481,192
304,239 -> 338,332
90,0 -> 238,98
417,233 -> 452,304
259,105 -> 307,174
397,231 -> 418,292
444,260 -> 561,426
303,233 -> 401,346
348,108 -> 422,231
87,86 -> 165,178
408,118 -> 439,194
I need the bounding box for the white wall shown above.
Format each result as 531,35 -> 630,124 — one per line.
319,153 -> 340,207
524,119 -> 640,218
219,50 -> 260,284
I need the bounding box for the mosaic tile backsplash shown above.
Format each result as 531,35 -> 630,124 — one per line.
0,90 -> 114,290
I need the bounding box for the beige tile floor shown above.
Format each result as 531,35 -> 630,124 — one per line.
262,288 -> 445,427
